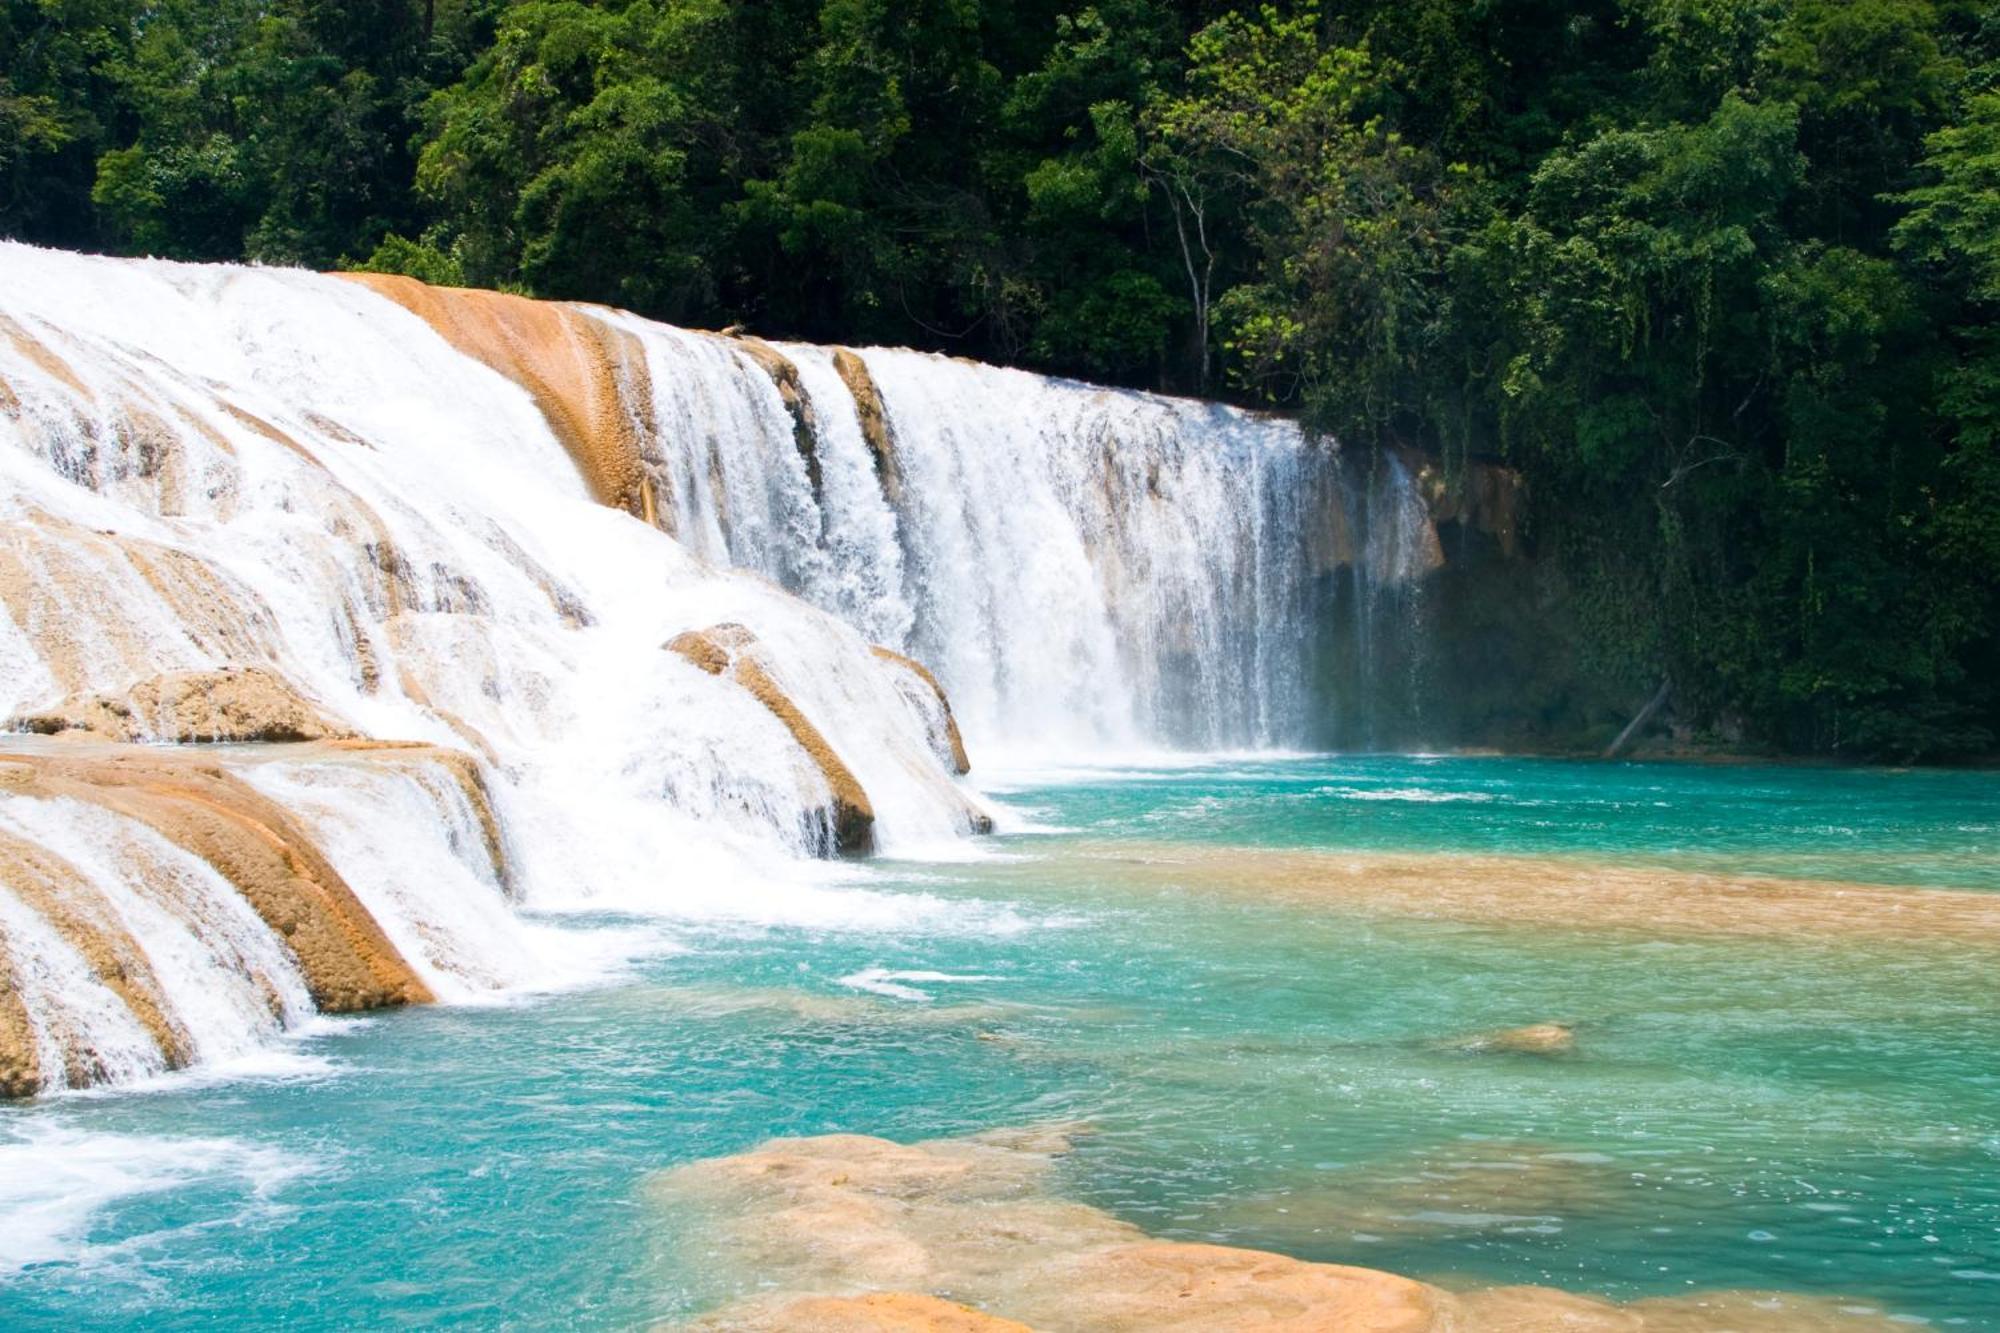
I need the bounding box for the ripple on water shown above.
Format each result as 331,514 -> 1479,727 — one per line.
0,1124 -> 317,1276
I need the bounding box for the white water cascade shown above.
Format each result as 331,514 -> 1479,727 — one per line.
0,244 -> 1435,1094
609,320 -> 1436,755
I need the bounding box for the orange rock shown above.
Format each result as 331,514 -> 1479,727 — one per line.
731,337 -> 822,500
831,349 -> 902,505
341,273 -> 664,525
0,743 -> 433,1023
15,666 -> 356,744
691,1291 -> 1031,1332
666,625 -> 875,854
870,646 -> 972,776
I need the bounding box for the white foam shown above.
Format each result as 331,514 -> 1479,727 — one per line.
0,1124 -> 315,1274
1314,786 -> 1497,804
836,967 -> 1004,1002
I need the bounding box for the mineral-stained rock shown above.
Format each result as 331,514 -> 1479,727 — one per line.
870,646 -> 971,776
732,337 -> 823,501
657,1126 -> 1911,1333
831,349 -> 902,505
666,625 -> 875,855
1395,445 -> 1526,560
655,1129 -> 1447,1331
14,666 -> 356,744
0,942 -> 38,1099
324,738 -> 514,896
0,744 -> 432,1023
0,822 -> 189,1088
687,1291 -> 1032,1333
341,273 -> 665,525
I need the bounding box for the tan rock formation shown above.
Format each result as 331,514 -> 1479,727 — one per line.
732,337 -> 824,500
0,510 -> 284,698
15,667 -> 356,744
1051,1242 -> 1441,1331
661,1127 -> 1905,1332
0,744 -> 432,1019
1077,843 -> 2000,949
0,312 -> 93,402
832,349 -> 903,505
341,273 -> 663,524
325,738 -> 513,896
1396,447 -> 1526,560
389,663 -> 502,766
869,647 -> 971,776
0,938 -> 37,1099
1454,1021 -> 1576,1056
0,822 -> 190,1083
665,625 -> 875,854
1449,1285 -> 1909,1331
692,1292 -> 1031,1333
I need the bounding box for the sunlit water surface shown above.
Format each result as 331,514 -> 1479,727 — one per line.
3,757 -> 1997,1329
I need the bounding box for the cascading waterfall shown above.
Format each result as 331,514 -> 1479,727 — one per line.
0,243 -> 1439,1095
602,324 -> 1437,755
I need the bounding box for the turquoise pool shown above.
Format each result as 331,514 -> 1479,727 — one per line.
3,757 -> 1997,1329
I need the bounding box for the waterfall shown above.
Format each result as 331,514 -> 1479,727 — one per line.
594,325 -> 1436,756
0,243 -> 1437,1095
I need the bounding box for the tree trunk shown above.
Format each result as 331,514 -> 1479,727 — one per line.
1605,679 -> 1672,759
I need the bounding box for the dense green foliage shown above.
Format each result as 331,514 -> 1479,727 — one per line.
4,0 -> 1996,757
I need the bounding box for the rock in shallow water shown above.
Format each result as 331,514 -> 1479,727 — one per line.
655,1127 -> 1910,1332
1452,1021 -> 1577,1056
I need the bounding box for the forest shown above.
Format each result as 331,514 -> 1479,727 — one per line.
3,0 -> 1997,759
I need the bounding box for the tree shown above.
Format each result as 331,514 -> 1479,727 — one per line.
1145,3 -> 1452,426
406,0 -> 738,315
1,0 -> 138,246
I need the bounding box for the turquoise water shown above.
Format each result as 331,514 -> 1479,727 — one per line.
3,757 -> 1998,1329
999,754 -> 2000,888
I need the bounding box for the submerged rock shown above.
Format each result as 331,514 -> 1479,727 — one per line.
14,666 -> 357,744
701,1292 -> 1030,1333
659,1126 -> 1909,1331
1214,1139 -> 1623,1247
1452,1022 -> 1577,1056
661,1129 -> 1440,1330
1077,842 -> 2000,948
